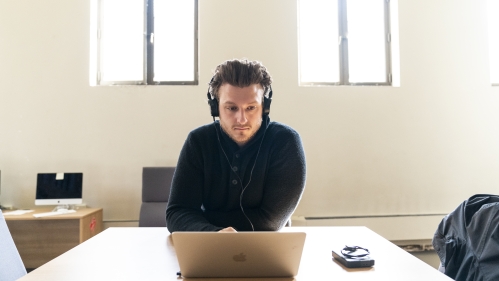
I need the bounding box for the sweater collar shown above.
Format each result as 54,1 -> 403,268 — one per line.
217,115 -> 270,153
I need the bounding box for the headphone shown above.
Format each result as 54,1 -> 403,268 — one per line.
206,77 -> 273,118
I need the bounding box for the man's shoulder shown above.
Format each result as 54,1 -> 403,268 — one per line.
268,121 -> 300,138
266,121 -> 305,156
189,123 -> 216,137
184,123 -> 218,148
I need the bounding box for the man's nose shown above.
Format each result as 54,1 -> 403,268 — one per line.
236,109 -> 247,124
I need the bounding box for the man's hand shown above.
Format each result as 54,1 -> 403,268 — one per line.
218,227 -> 237,232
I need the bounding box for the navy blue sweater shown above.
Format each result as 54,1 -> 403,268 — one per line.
166,116 -> 306,232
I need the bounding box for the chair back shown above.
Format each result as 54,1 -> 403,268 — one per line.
139,167 -> 175,227
0,211 -> 27,281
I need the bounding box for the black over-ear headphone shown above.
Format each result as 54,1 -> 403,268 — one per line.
206,77 -> 273,118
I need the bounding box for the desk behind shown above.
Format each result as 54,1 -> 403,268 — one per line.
18,226 -> 452,281
5,208 -> 103,269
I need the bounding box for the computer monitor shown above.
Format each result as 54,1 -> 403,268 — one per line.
35,173 -> 83,208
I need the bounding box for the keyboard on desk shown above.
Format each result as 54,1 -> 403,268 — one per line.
33,210 -> 77,218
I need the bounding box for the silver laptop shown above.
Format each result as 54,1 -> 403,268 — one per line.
172,232 -> 306,278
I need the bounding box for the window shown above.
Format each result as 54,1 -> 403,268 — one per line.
90,0 -> 198,86
298,0 -> 393,86
487,0 -> 499,85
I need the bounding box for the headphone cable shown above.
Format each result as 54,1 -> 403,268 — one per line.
214,117 -> 269,231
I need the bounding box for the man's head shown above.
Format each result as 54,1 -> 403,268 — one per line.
209,59 -> 273,147
209,59 -> 272,101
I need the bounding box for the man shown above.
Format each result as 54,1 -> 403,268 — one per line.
166,59 -> 306,232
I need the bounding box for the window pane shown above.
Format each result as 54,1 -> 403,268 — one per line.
347,0 -> 386,83
487,0 -> 499,84
100,0 -> 144,82
89,0 -> 98,86
298,0 -> 339,83
154,0 -> 195,82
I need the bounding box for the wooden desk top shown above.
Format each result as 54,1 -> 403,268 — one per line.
19,226 -> 452,281
3,208 -> 102,221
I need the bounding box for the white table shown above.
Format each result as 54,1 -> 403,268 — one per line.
19,226 -> 452,281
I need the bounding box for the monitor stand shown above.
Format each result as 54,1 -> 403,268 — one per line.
51,204 -> 77,212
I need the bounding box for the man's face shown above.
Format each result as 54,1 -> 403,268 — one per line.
218,83 -> 264,147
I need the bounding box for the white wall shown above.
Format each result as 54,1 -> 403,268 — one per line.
1,0 -> 499,231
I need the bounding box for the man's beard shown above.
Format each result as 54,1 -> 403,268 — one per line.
220,118 -> 262,146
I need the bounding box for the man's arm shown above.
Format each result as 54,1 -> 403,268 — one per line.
250,128 -> 306,230
165,132 -> 223,232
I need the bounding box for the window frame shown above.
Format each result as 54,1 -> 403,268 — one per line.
487,0 -> 499,86
299,0 -> 393,86
93,0 -> 198,86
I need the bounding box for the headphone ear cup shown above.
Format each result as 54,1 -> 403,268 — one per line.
262,96 -> 271,116
208,97 -> 219,117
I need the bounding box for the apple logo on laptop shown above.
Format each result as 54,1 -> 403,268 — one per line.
233,253 -> 246,262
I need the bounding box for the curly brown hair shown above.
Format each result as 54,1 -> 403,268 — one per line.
209,59 -> 273,101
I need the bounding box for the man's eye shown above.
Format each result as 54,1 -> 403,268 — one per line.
247,106 -> 256,111
226,107 -> 237,111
